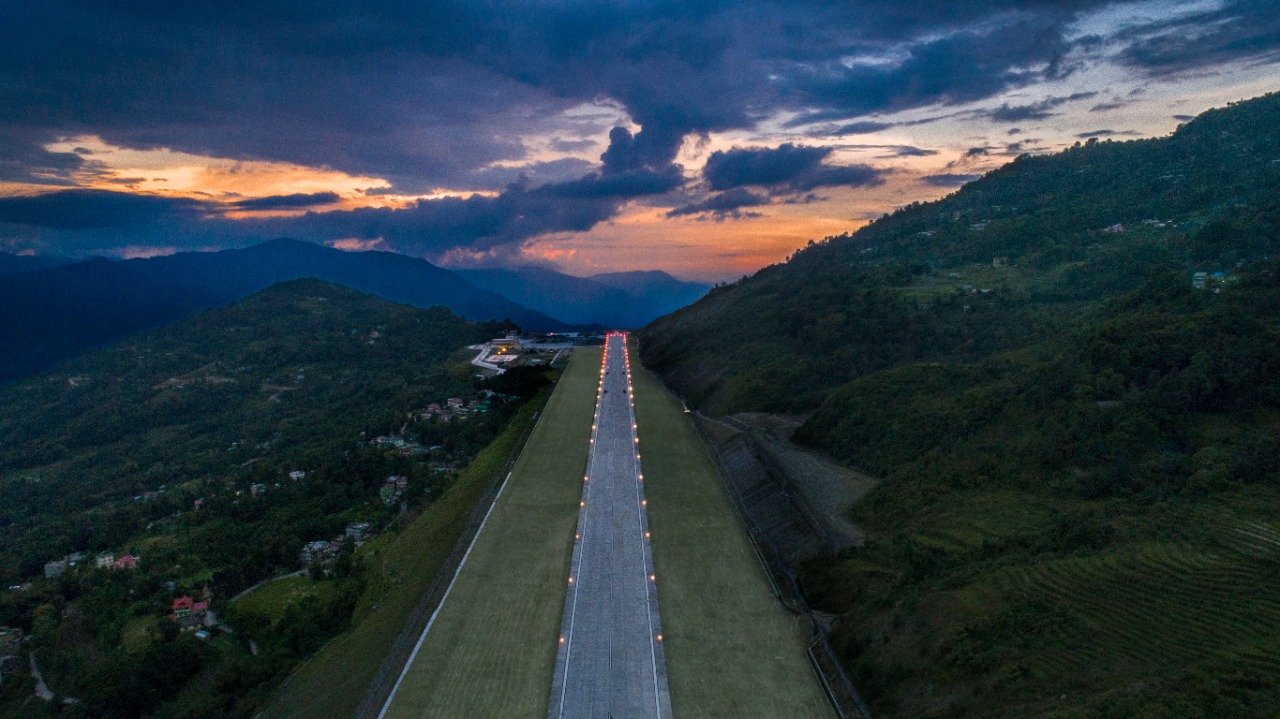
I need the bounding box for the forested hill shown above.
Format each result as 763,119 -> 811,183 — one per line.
640,91 -> 1280,415
0,279 -> 544,717
639,91 -> 1280,718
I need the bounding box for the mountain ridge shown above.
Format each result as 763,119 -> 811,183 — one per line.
0,239 -> 566,383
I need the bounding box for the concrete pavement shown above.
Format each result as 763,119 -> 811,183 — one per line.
547,332 -> 673,719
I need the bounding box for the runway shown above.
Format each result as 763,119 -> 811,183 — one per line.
547,332 -> 673,719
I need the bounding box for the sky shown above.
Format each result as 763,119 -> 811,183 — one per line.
0,0 -> 1278,282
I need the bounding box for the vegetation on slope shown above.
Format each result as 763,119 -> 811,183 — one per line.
0,279 -> 550,718
639,92 -> 1280,717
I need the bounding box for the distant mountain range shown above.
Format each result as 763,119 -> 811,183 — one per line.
0,251 -> 69,275
0,240 -> 562,383
0,239 -> 709,383
456,266 -> 708,328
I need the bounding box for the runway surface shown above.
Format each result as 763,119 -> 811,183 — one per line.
547,332 -> 673,719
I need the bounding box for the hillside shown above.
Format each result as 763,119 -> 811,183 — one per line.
456,266 -> 709,328
0,239 -> 565,383
638,92 -> 1280,717
0,251 -> 68,275
0,280 -> 550,718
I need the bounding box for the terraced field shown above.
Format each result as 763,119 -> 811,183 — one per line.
989,515 -> 1280,693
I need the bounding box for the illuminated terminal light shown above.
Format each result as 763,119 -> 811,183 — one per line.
649,574 -> 656,581
560,636 -> 566,644
656,634 -> 663,641
580,501 -> 585,507
575,533 -> 581,539
641,499 -> 647,506
568,577 -> 574,584
645,531 -> 651,538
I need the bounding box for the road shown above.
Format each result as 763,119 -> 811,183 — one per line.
547,332 -> 673,719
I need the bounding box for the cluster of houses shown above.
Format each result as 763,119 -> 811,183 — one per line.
371,434 -> 428,456
415,393 -> 494,423
44,551 -> 139,578
1192,271 -> 1236,291
299,522 -> 373,566
169,587 -> 218,637
380,476 -> 409,505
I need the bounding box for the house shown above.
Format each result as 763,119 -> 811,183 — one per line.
171,596 -> 211,631
113,555 -> 139,571
250,483 -> 266,496
447,397 -> 464,409
44,560 -> 68,579
288,470 -> 307,481
380,485 -> 400,505
992,256 -> 1009,267
95,551 -> 115,569
345,522 -> 372,545
1103,223 -> 1124,233
300,540 -> 335,565
1192,271 -> 1209,289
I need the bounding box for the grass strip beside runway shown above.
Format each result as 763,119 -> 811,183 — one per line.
264,392 -> 548,719
631,341 -> 832,718
379,348 -> 599,718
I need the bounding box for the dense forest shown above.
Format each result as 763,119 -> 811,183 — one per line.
640,92 -> 1280,717
0,280 -> 550,718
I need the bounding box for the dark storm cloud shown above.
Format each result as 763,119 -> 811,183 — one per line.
667,188 -> 769,219
0,190 -> 204,230
1115,0 -> 1280,77
921,173 -> 982,187
853,145 -> 939,158
786,14 -> 1086,125
467,158 -> 598,190
0,164 -> 683,257
703,144 -> 831,190
980,92 -> 1098,123
0,0 -> 1126,194
230,192 -> 340,210
701,143 -> 887,194
832,121 -> 897,135
3,0 -> 1279,257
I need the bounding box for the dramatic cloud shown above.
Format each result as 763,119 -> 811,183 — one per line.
1116,0 -> 1280,77
702,144 -> 886,193
0,0 -> 1277,267
0,162 -> 684,257
667,188 -> 770,219
0,190 -> 204,231
832,121 -> 897,135
230,192 -> 340,210
980,92 -> 1099,123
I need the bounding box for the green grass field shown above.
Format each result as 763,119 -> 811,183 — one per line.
235,575 -> 328,624
629,338 -> 832,718
379,348 -> 599,718
262,388 -> 552,719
